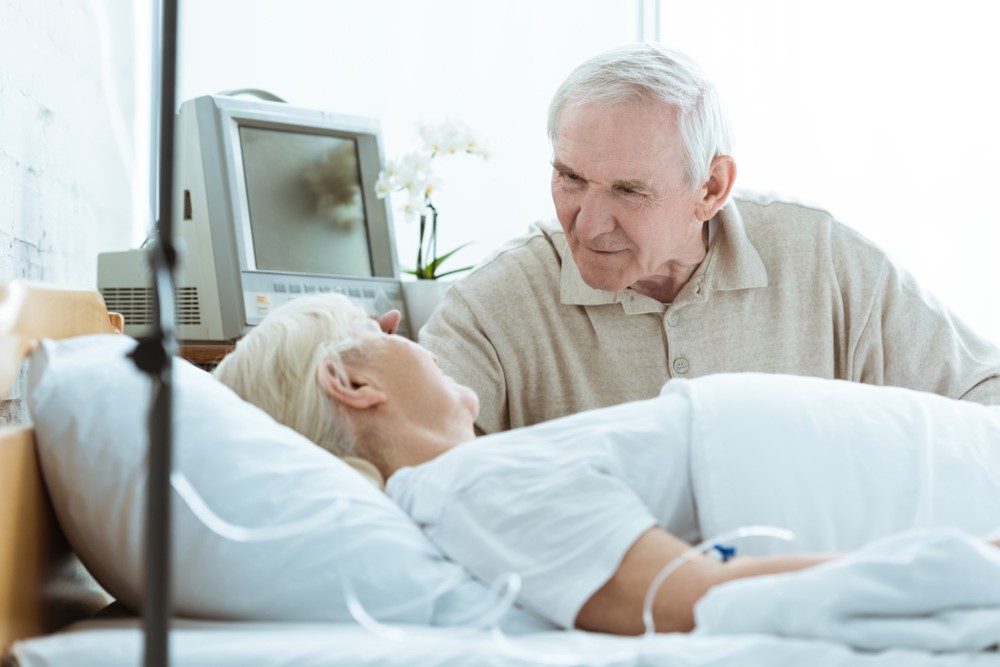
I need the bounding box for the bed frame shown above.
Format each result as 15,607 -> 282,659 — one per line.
0,281 -> 124,655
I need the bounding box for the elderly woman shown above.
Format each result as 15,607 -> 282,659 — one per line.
213,293 -> 1000,636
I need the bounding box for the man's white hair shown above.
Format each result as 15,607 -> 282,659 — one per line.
547,42 -> 735,190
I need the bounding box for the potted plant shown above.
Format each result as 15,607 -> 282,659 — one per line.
376,119 -> 489,332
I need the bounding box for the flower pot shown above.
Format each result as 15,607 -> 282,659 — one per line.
401,280 -> 453,339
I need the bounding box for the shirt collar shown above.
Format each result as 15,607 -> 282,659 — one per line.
556,196 -> 768,310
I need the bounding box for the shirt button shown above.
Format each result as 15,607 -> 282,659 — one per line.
673,357 -> 689,374
666,312 -> 679,327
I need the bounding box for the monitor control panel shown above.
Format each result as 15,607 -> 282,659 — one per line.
241,273 -> 411,339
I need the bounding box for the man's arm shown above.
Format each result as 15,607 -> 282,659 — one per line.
420,285 -> 511,434
575,527 -> 833,635
852,259 -> 1000,405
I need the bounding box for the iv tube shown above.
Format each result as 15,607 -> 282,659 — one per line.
170,471 -> 349,542
641,525 -> 795,636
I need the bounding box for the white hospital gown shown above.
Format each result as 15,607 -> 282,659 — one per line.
386,391 -> 698,629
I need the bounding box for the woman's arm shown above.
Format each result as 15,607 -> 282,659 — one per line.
575,527 -> 834,635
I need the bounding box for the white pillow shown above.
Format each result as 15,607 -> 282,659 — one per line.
27,334 -> 549,629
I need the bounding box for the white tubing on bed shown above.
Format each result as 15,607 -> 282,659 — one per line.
463,572 -> 522,629
343,571 -> 521,641
171,470 -> 488,627
169,471 -> 350,542
641,525 -> 796,636
345,570 -> 640,666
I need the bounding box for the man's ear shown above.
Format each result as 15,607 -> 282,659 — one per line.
317,359 -> 386,410
695,155 -> 737,222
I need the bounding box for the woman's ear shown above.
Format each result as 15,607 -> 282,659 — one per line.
317,359 -> 386,410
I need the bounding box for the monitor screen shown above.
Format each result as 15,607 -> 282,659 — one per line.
239,125 -> 373,277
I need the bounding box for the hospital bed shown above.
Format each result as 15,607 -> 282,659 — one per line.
2,280 -> 999,667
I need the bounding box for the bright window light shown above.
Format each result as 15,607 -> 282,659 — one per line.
659,0 -> 1000,341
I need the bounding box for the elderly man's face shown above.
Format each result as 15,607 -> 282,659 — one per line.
550,100 -> 708,295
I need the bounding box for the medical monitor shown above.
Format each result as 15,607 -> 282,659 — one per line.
98,94 -> 409,341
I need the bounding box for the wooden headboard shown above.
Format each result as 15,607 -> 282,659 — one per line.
0,281 -> 124,654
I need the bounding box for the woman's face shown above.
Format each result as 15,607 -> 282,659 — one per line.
348,318 -> 480,435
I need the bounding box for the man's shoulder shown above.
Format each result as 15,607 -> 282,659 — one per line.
732,189 -> 840,225
732,191 -> 887,268
731,189 -> 879,248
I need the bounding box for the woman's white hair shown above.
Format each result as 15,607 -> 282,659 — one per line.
547,42 -> 734,190
213,293 -> 366,461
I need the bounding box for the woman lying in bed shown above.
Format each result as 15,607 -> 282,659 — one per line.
213,293 -> 1000,636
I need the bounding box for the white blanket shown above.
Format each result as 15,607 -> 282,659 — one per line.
695,527 -> 1000,652
667,373 -> 1000,652
668,373 -> 1000,554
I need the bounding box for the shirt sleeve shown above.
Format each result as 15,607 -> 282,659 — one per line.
851,257 -> 1000,405
387,443 -> 658,630
420,282 -> 511,434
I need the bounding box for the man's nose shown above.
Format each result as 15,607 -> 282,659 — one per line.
575,188 -> 616,239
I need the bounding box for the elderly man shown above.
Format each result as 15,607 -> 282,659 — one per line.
419,42 -> 1000,434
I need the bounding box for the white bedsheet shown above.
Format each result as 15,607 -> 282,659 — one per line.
10,618 -> 1000,667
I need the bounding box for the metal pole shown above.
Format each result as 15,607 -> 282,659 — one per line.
131,1 -> 179,666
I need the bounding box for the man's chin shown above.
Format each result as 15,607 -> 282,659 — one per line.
579,269 -> 630,293
570,249 -> 630,292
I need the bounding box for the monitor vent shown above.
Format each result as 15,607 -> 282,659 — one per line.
101,287 -> 202,326
176,287 -> 202,325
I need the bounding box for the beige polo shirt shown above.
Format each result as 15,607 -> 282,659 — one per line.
420,190 -> 1000,434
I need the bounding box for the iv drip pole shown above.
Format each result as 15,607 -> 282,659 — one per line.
131,0 -> 180,665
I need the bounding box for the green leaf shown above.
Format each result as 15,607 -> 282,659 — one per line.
423,242 -> 473,280
433,265 -> 475,279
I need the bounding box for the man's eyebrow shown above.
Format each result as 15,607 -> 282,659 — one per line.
553,159 -> 649,191
551,159 -> 576,175
612,177 -> 650,192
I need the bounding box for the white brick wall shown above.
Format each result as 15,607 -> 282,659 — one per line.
1,0 -> 139,422
1,0 -> 138,285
